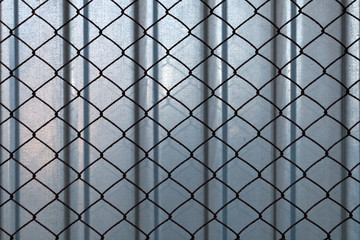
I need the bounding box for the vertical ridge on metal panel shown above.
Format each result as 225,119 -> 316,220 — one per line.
62,1 -> 71,239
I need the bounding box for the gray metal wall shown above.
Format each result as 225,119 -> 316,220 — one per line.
0,0 -> 359,239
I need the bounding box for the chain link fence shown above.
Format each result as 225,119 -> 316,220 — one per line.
1,0 -> 360,239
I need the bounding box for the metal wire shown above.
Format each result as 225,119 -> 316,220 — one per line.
0,0 -> 360,239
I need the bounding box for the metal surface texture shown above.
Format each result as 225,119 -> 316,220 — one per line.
1,0 -> 360,239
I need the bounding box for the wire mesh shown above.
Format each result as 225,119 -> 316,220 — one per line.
1,0 -> 360,239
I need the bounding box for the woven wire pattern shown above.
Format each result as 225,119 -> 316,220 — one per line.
1,0 -> 360,239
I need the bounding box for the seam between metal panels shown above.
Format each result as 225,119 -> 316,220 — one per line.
221,1 -> 228,239
12,1 -> 20,238
83,1 -> 90,239
133,2 -> 141,239
62,1 -> 71,239
152,1 -> 160,240
290,1 -> 298,239
272,1 -> 278,239
341,1 -> 348,239
202,3 -> 210,239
